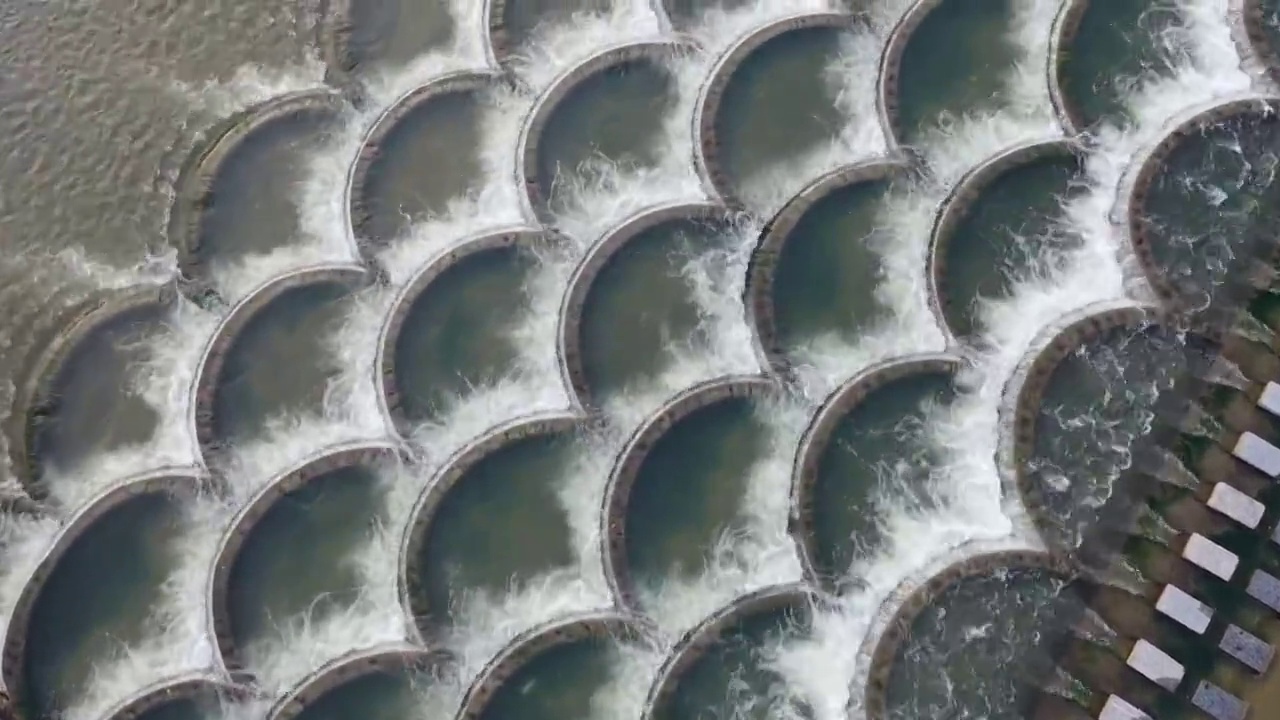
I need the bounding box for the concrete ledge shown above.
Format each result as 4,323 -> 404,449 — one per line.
746,159 -> 908,374
695,12 -> 857,205
861,550 -> 1078,720
190,263 -> 368,466
319,0 -> 355,81
1048,0 -> 1089,134
789,353 -> 962,590
927,138 -> 1081,341
375,230 -> 547,431
455,611 -> 653,720
558,201 -> 730,406
599,375 -> 777,611
1239,0 -> 1280,87
0,471 -> 207,709
1127,96 -> 1280,308
876,0 -> 948,146
348,71 -> 499,250
10,285 -> 178,501
166,90 -> 345,301
207,440 -> 399,671
265,643 -> 450,720
487,0 -> 510,67
397,412 -> 583,641
102,672 -> 253,720
996,301 -> 1223,551
639,583 -> 814,720
517,40 -> 691,224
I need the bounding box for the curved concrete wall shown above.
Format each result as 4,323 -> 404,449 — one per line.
265,644 -> 450,720
876,0 -> 947,146
375,230 -> 547,431
639,583 -> 814,720
695,13 -> 857,205
1128,96 -> 1280,308
9,285 -> 177,501
396,411 -> 583,641
167,91 -> 344,298
0,471 -> 206,709
861,550 -> 1078,720
348,71 -> 497,248
207,440 -> 399,670
517,40 -> 690,224
487,0 -> 511,66
789,353 -> 962,590
190,263 -> 368,465
558,201 -> 729,406
1238,0 -> 1280,86
927,139 -> 1080,341
455,611 -> 652,720
998,301 -> 1223,551
745,160 -> 907,374
599,375 -> 777,611
1048,0 -> 1089,134
103,672 -> 252,720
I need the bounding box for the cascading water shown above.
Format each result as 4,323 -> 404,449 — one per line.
3,0 -> 1278,718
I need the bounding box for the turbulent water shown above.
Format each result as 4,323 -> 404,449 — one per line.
0,0 -> 1274,719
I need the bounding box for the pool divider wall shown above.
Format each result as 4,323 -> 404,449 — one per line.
639,583 -> 814,720
599,375 -> 777,611
487,0 -> 511,66
207,441 -> 400,671
455,611 -> 653,720
694,12 -> 858,206
927,138 -> 1080,341
396,411 -> 584,641
1127,97 -> 1280,308
745,159 -> 908,374
320,0 -> 355,79
375,230 -> 548,430
103,672 -> 253,720
1237,0 -> 1280,87
1047,0 -> 1089,134
861,550 -> 1078,720
789,353 -> 963,590
998,301 -> 1225,552
10,285 -> 178,501
876,0 -> 947,146
166,91 -> 346,299
190,263 -> 369,465
558,201 -> 729,406
517,40 -> 691,225
265,644 -> 450,720
0,471 -> 206,709
348,71 -> 499,249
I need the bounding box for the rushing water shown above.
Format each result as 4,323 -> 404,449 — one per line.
0,0 -> 1274,718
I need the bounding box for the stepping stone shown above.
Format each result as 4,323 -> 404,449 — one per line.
1258,381 -> 1280,417
1248,569 -> 1280,613
1181,533 -> 1239,581
1098,695 -> 1150,720
1191,680 -> 1248,720
1206,482 -> 1264,529
1219,623 -> 1274,674
1126,639 -> 1184,692
1232,431 -> 1280,477
1155,584 -> 1212,634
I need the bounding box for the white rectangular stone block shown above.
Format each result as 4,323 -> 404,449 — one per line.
1099,695 -> 1150,720
1232,432 -> 1280,478
1127,639 -> 1184,691
1155,584 -> 1213,634
1207,482 -> 1265,529
1183,533 -> 1239,581
1259,381 -> 1280,418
